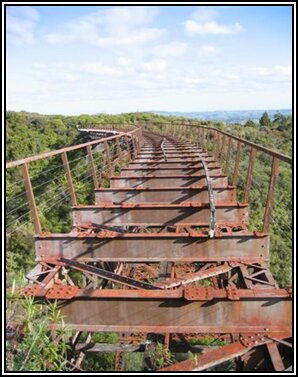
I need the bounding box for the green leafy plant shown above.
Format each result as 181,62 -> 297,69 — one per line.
7,297 -> 70,371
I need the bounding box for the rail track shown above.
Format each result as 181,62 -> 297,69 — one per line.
6,126 -> 292,372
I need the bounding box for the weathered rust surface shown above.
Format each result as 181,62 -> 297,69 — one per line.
53,298 -> 291,334
110,175 -> 228,188
129,161 -> 216,168
95,186 -> 236,204
134,157 -> 213,163
35,233 -> 269,262
72,202 -> 248,227
7,126 -> 292,372
120,166 -> 222,176
160,333 -> 290,371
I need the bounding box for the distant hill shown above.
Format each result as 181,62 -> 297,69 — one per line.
152,109 -> 292,124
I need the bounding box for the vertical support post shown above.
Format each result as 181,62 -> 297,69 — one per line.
224,137 -> 233,176
164,333 -> 171,349
198,127 -> 202,146
220,135 -> 226,159
212,130 -> 217,157
21,162 -> 42,234
232,141 -> 242,186
86,145 -> 98,189
216,133 -> 221,159
262,157 -> 279,233
132,137 -> 138,159
244,147 -> 256,203
266,342 -> 285,371
207,129 -> 211,150
201,127 -> 205,150
124,136 -> 132,162
116,137 -> 122,161
104,140 -> 113,176
61,151 -> 77,206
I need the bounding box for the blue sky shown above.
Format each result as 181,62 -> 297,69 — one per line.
6,5 -> 292,115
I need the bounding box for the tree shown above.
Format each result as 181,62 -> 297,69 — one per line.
259,112 -> 272,128
244,120 -> 257,128
273,112 -> 292,131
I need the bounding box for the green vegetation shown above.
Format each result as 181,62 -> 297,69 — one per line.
81,333 -> 119,371
148,341 -> 175,369
6,296 -> 70,371
224,113 -> 292,287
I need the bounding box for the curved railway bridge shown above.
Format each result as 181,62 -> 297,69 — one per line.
6,124 -> 292,372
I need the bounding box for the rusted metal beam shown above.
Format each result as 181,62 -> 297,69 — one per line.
232,141 -> 242,186
224,137 -> 233,176
35,233 -> 269,262
110,175 -> 228,188
128,160 -> 216,168
95,186 -> 236,204
6,128 -> 142,169
61,151 -> 77,206
183,125 -> 292,164
161,264 -> 233,288
124,136 -> 132,162
103,140 -> 112,176
160,340 -> 260,371
244,147 -> 256,203
266,341 -> 285,371
134,156 -> 211,163
86,145 -> 98,189
60,257 -> 161,290
49,298 -> 291,334
262,157 -> 279,233
116,137 -> 122,161
219,135 -> 226,159
25,284 -> 291,301
21,163 -> 42,234
120,166 -> 222,176
72,202 -> 249,227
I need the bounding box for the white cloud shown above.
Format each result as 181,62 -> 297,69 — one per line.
153,42 -> 188,57
250,65 -> 291,80
275,65 -> 291,77
118,57 -> 131,67
192,8 -> 219,22
224,73 -> 240,80
186,20 -> 244,36
253,66 -> 272,76
84,62 -> 123,76
140,59 -> 168,73
7,6 -> 39,44
45,6 -> 166,48
197,44 -> 219,57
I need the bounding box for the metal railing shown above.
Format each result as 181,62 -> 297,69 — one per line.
145,123 -> 292,235
6,127 -> 143,235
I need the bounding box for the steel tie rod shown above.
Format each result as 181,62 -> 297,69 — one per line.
60,258 -> 162,290
202,159 -> 216,238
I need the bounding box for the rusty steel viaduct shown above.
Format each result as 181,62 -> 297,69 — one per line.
6,122 -> 293,372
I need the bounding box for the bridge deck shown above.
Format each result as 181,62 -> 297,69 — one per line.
21,129 -> 292,372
